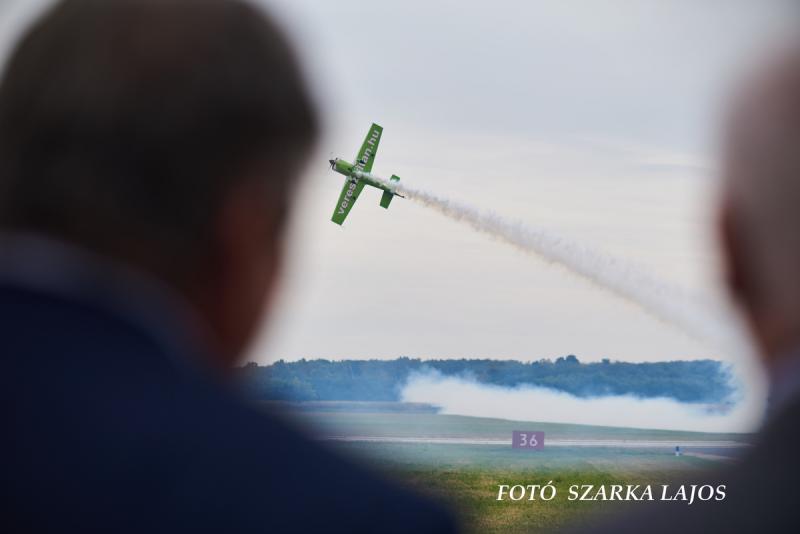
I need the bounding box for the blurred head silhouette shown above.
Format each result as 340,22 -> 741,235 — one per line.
0,0 -> 318,367
721,42 -> 800,368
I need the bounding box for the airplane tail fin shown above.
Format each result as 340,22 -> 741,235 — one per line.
379,175 -> 401,209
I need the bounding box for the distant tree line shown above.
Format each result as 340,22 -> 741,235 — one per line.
237,356 -> 735,404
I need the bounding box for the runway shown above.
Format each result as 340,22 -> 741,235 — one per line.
319,435 -> 750,449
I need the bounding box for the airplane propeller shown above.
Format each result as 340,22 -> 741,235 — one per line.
328,158 -> 336,170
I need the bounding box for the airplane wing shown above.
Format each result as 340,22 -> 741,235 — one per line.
354,123 -> 383,173
331,178 -> 366,225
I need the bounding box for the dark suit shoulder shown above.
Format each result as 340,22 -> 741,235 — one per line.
165,390 -> 458,533
1,285 -> 457,533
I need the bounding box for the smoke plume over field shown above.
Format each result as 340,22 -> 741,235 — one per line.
401,371 -> 751,432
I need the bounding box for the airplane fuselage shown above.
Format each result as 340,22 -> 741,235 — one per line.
330,158 -> 397,194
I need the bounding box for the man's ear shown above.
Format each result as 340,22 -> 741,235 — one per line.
202,177 -> 284,368
719,193 -> 779,357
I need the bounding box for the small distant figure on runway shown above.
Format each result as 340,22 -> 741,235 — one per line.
675,445 -> 682,457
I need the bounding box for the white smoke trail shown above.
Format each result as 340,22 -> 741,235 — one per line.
378,176 -> 739,350
375,176 -> 767,430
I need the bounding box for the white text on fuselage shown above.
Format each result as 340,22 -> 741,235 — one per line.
338,129 -> 380,214
338,180 -> 358,214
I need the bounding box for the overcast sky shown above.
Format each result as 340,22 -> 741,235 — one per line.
255,0 -> 796,366
1,1 -> 797,367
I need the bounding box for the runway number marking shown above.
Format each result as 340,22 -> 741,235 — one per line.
512,431 -> 545,450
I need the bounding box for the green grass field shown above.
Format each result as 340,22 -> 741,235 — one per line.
391,467 -> 675,533
327,441 -> 721,533
267,402 -> 749,533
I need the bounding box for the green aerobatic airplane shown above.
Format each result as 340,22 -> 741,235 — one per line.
328,123 -> 404,225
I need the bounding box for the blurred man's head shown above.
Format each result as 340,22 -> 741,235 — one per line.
721,44 -> 800,365
0,0 -> 318,366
